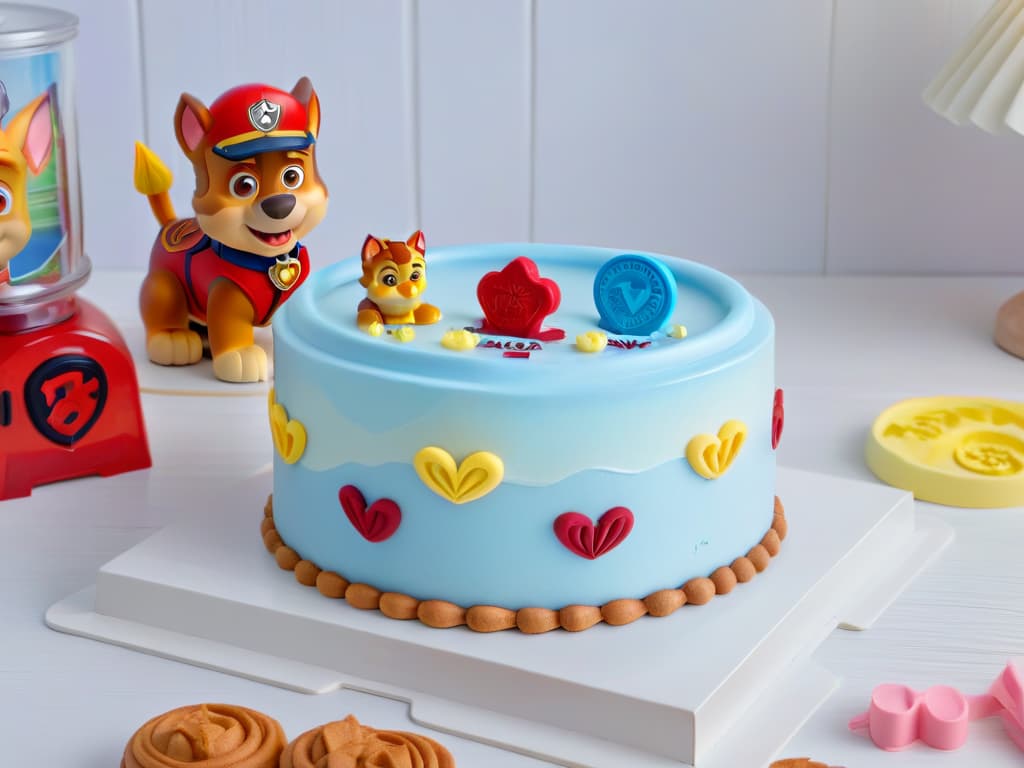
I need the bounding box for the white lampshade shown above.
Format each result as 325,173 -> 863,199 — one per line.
924,0 -> 1024,135
925,0 -> 1024,360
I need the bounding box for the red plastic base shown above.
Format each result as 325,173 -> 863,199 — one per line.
0,298 -> 151,500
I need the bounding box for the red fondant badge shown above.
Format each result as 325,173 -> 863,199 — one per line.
339,485 -> 401,543
554,507 -> 634,560
477,256 -> 565,341
772,388 -> 784,450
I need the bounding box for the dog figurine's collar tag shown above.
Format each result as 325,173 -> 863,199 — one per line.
269,255 -> 301,291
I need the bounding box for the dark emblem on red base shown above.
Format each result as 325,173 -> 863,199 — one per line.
24,355 -> 108,446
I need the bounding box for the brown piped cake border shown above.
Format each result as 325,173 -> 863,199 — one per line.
260,495 -> 787,633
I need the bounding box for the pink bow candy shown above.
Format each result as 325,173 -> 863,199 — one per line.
849,660 -> 1024,752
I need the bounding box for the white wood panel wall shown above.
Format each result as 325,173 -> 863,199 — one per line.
827,0 -> 1024,274
137,0 -> 417,271
47,0 -> 1024,274
533,0 -> 832,273
418,0 -> 532,246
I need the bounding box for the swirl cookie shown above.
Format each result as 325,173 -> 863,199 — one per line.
281,714 -> 454,768
121,704 -> 285,768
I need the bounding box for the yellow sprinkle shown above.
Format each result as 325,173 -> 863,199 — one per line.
366,321 -> 384,337
576,331 -> 608,353
441,329 -> 480,351
669,324 -> 688,339
394,326 -> 416,343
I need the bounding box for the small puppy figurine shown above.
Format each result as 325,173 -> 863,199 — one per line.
0,82 -> 54,284
135,78 -> 328,382
357,230 -> 441,331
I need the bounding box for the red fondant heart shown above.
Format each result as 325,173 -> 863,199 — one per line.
772,388 -> 785,450
339,485 -> 401,543
554,507 -> 634,560
477,256 -> 564,340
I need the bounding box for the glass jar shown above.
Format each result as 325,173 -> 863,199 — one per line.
0,3 -> 84,328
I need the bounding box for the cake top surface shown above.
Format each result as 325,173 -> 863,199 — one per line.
278,242 -> 771,394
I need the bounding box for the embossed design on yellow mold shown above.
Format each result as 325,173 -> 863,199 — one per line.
268,388 -> 307,465
687,420 -> 747,480
954,432 -> 1023,476
867,397 -> 1024,508
414,446 -> 504,504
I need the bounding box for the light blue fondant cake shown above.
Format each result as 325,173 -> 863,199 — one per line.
267,241 -> 781,632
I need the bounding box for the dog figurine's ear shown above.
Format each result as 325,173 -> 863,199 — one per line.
291,77 -> 320,140
362,234 -> 385,264
406,230 -> 425,254
6,92 -> 53,175
174,92 -> 213,160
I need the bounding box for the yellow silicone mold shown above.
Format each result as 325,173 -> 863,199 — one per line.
865,396 -> 1024,508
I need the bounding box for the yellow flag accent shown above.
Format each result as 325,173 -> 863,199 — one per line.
133,141 -> 173,195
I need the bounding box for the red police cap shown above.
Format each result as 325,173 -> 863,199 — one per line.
205,83 -> 314,161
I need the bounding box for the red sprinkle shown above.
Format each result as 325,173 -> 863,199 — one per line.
503,351 -> 530,359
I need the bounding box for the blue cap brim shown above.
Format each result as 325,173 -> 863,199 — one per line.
213,132 -> 315,160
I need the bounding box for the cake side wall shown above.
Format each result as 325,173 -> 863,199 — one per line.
270,314 -> 776,609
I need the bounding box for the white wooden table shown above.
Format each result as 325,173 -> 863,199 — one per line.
3,271 -> 1023,767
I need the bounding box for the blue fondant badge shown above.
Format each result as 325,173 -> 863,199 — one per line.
594,254 -> 677,336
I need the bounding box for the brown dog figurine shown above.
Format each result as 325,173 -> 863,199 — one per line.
135,78 -> 327,382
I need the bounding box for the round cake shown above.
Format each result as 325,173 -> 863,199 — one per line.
264,241 -> 782,632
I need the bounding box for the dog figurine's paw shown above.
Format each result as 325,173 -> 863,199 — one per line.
357,307 -> 385,332
212,344 -> 268,383
146,329 -> 203,366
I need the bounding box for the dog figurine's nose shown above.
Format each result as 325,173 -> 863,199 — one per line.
261,194 -> 296,220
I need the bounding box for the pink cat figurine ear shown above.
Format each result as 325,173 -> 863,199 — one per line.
361,234 -> 385,263
406,229 -> 425,253
21,93 -> 53,175
4,92 -> 54,175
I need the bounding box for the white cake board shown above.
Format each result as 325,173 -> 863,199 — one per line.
47,467 -> 951,767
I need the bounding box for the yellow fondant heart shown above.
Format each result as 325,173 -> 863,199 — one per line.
687,420 -> 747,479
268,388 -> 307,465
413,446 -> 504,504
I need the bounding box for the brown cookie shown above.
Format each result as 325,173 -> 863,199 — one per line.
121,703 -> 285,768
282,714 -> 454,768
